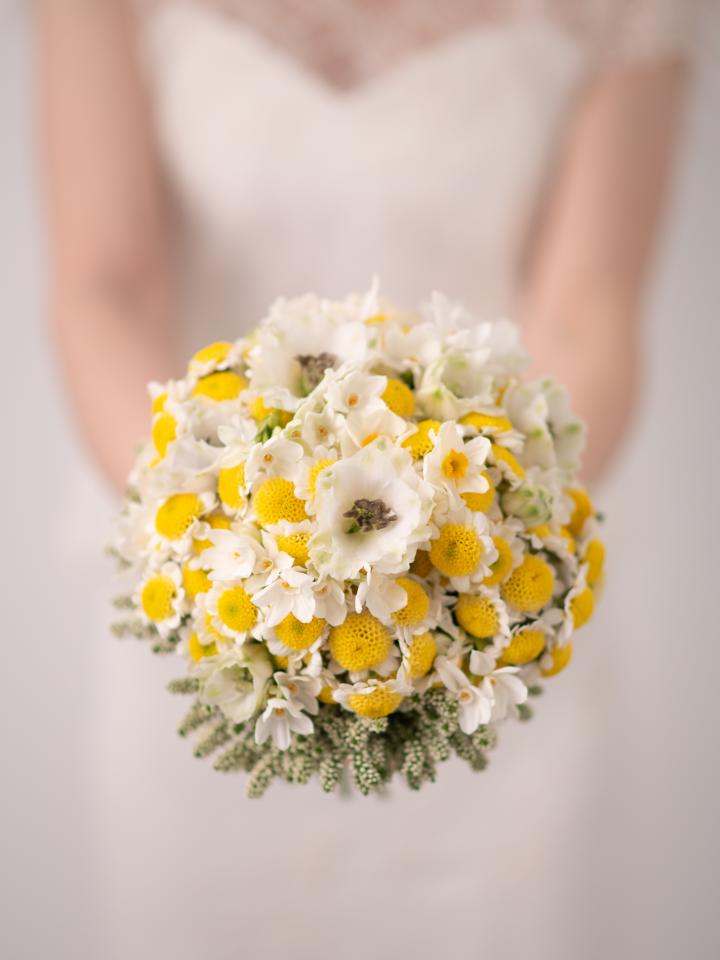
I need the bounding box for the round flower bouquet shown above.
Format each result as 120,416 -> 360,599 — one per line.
112,286 -> 604,797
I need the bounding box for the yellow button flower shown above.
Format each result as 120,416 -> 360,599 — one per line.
253,477 -> 308,525
569,587 -> 594,630
192,371 -> 247,402
329,612 -> 392,672
402,419 -> 440,460
382,378 -> 415,417
275,613 -> 326,651
216,586 -> 257,633
404,631 -> 437,679
455,594 -> 499,639
155,493 -> 203,540
501,554 -> 555,612
217,463 -> 246,510
542,642 -> 573,677
347,685 -> 403,718
500,629 -> 545,666
141,575 -> 177,622
392,577 -> 430,628
429,523 -> 483,578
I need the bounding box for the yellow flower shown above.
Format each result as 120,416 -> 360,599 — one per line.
275,532 -> 310,566
141,575 -> 177,622
182,564 -> 211,599
188,631 -> 217,662
483,536 -> 513,586
329,612 -> 392,672
192,371 -> 248,402
193,512 -> 231,554
155,493 -> 203,540
584,539 -> 605,586
347,685 -> 403,718
567,488 -> 594,537
189,340 -> 233,371
500,629 -> 545,666
459,411 -> 513,433
253,477 -> 308,525
382,378 -> 415,417
501,554 -> 555,612
307,458 -> 335,497
275,613 -> 326,651
249,396 -> 292,425
569,587 -> 594,630
455,594 -> 499,639
461,471 -> 495,513
409,549 -> 433,578
217,463 -> 246,510
151,411 -> 177,462
402,419 -> 440,460
541,642 -> 573,677
392,577 -> 430,628
216,586 -> 257,633
404,631 -> 437,679
429,523 -> 483,578
491,443 -> 525,480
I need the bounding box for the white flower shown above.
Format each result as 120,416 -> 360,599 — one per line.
434,657 -> 493,734
251,568 -> 316,625
468,649 -> 528,720
134,561 -> 185,635
294,406 -> 345,450
254,697 -> 314,750
311,578 -> 348,626
197,643 -> 273,724
245,435 -> 305,487
202,528 -> 259,582
275,671 -> 321,715
310,439 -> 434,581
325,368 -> 387,414
355,570 -> 406,622
341,403 -> 407,456
423,421 -> 491,504
504,379 -> 585,480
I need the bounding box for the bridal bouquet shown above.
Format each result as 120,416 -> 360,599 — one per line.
111,285 -> 604,797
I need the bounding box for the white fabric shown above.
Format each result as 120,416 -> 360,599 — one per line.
96,4 -> 689,958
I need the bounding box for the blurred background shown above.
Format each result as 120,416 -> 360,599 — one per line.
2,1 -> 720,958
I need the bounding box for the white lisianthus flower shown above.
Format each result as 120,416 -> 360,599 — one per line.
254,698 -> 314,750
197,643 -> 273,724
504,379 -> 585,480
251,568 -> 316,625
434,656 -> 493,734
310,439 -> 434,581
468,649 -> 528,721
245,435 -> 305,487
417,350 -> 496,421
274,671 -> 321,715
423,421 -> 491,505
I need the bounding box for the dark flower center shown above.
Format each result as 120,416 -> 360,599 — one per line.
295,352 -> 338,393
344,498 -> 398,534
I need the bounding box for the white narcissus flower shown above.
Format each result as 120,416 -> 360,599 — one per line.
341,404 -> 408,456
254,698 -> 314,751
355,569 -> 406,622
434,657 -> 493,734
202,528 -> 259,582
245,435 -> 305,487
325,368 -> 387,414
197,644 -> 273,724
468,649 -> 527,721
310,439 -> 434,581
274,671 -> 321,715
423,421 -> 491,505
312,578 -> 348,626
251,568 -> 316,625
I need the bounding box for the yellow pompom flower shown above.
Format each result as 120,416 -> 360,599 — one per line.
188,631 -> 217,662
567,488 -> 594,537
192,371 -> 248,402
249,396 -> 292,425
410,549 -> 433,578
569,587 -> 594,630
491,443 -> 525,480
329,612 -> 392,672
459,411 -> 513,433
253,477 -> 308,525
402,419 -> 440,460
461,471 -> 495,513
308,458 -> 335,497
193,512 -> 231,554
151,412 -> 177,461
216,586 -> 257,633
141,575 -> 177,622
500,629 -> 546,666
275,613 -> 326,651
217,463 -> 246,510
275,532 -> 310,566
584,539 -> 605,586
182,564 -> 211,599
382,378 -> 415,417
404,631 -> 437,679
501,554 -> 555,612
483,536 -> 513,586
429,523 -> 483,578
542,642 -> 573,677
155,493 -> 204,540
189,340 -> 233,371
151,391 -> 168,416
347,685 -> 404,718
392,577 -> 430,628
455,594 -> 499,639
318,685 -> 338,705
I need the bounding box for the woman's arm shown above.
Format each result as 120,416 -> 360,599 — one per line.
34,0 -> 174,491
520,60 -> 689,482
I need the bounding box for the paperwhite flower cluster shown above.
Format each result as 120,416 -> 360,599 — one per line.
114,284 -> 604,786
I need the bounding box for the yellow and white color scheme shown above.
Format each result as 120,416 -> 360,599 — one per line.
113,284 -> 604,796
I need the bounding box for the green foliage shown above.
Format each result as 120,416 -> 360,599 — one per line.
168,682 -> 507,798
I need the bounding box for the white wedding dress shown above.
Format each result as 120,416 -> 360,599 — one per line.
91,3 -> 700,958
